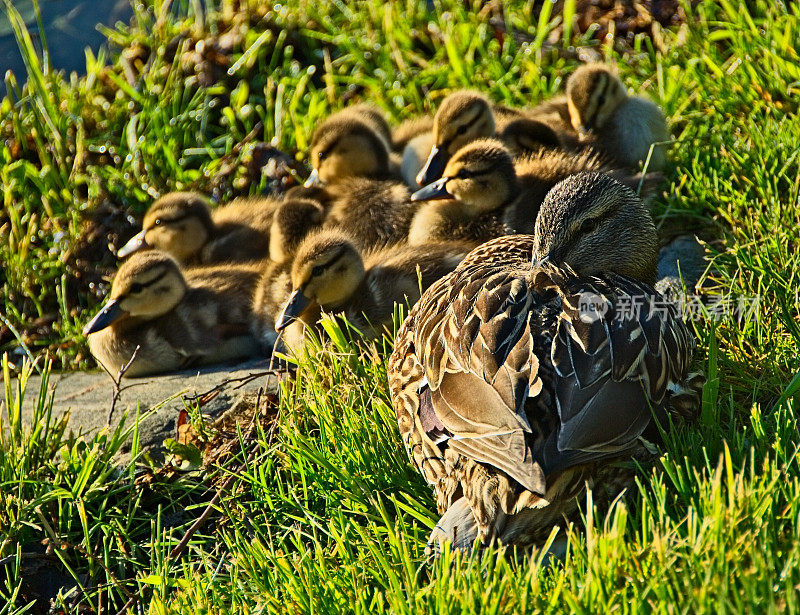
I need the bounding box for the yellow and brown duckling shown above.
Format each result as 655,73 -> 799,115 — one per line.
265,229 -> 472,353
304,107 -> 400,187
409,138 -> 609,244
389,172 -> 702,555
416,90 -> 563,185
566,63 -> 670,171
117,191 -> 276,265
84,250 -> 261,378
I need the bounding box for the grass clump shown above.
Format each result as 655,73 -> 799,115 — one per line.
2,0 -> 800,612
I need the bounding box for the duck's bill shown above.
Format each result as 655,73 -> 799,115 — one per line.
304,168 -> 322,188
83,299 -> 125,335
416,145 -> 448,186
276,290 -> 311,331
117,230 -> 147,258
411,176 -> 452,202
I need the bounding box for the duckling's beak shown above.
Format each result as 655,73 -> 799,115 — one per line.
411,177 -> 452,202
577,125 -> 591,140
416,146 -> 448,186
276,289 -> 312,331
304,168 -> 322,188
117,230 -> 148,258
83,299 -> 126,335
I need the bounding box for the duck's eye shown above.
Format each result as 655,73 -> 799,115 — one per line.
154,218 -> 163,226
455,169 -> 472,179
317,150 -> 327,161
456,124 -> 468,136
579,217 -> 600,234
311,264 -> 325,277
597,94 -> 606,107
130,282 -> 144,294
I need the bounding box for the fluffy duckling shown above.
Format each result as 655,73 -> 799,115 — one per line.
84,250 -> 261,378
305,108 -> 399,187
416,90 -> 563,185
268,197 -> 327,265
270,230 -> 472,352
117,192 -> 276,264
409,138 -> 608,245
305,105 -> 434,190
389,172 -> 702,555
566,63 -> 670,171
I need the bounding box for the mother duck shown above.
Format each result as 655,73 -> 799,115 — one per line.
388,172 -> 703,554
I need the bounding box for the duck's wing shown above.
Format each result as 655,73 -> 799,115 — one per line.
407,254 -> 551,495
539,267 -> 695,474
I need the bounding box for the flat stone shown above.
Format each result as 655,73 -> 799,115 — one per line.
4,358 -> 280,459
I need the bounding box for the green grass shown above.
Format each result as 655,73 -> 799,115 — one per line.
2,0 -> 800,612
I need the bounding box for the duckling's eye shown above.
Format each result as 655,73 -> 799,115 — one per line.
130,282 -> 144,294
455,169 -> 473,179
154,218 -> 163,226
597,94 -> 606,107
312,264 -> 325,277
579,217 -> 600,234
456,125 -> 468,136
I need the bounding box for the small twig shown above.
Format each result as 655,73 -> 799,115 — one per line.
103,345 -> 141,427
181,367 -> 287,405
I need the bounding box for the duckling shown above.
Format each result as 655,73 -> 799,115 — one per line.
416,90 -> 564,185
389,172 -> 703,555
268,197 -> 327,265
566,63 -> 670,171
304,108 -> 399,187
270,229 -> 472,353
117,191 -> 276,264
83,250 -> 261,378
409,139 -> 608,245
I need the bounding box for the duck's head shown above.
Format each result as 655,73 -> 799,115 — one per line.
532,172 -> 657,284
411,139 -> 517,215
269,198 -> 327,265
83,251 -> 186,335
276,230 -> 365,330
306,114 -> 391,186
566,64 -> 627,138
117,192 -> 214,263
417,91 -> 495,185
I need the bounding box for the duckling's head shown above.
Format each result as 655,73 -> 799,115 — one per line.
117,192 -> 214,263
306,114 -> 391,186
411,139 -> 517,215
532,172 -> 657,283
417,91 -> 495,185
269,198 -> 327,264
566,64 -> 627,137
276,231 -> 366,330
83,251 -> 186,335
